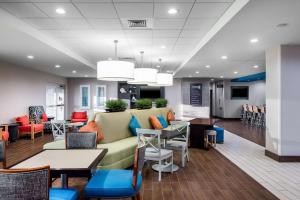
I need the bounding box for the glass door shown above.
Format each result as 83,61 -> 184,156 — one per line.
46,85 -> 65,120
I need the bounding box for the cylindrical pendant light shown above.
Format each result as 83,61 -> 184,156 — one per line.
128,51 -> 157,84
97,40 -> 134,81
149,58 -> 173,86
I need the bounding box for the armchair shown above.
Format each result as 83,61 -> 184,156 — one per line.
0,125 -> 9,145
29,106 -> 52,132
16,115 -> 44,140
71,111 -> 88,123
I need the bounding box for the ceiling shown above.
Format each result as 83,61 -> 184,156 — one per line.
0,0 -> 299,79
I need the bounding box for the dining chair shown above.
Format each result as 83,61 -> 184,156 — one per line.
84,143 -> 146,200
0,165 -> 78,200
65,132 -> 97,149
137,128 -> 173,182
0,140 -> 6,169
165,121 -> 190,167
51,120 -> 66,141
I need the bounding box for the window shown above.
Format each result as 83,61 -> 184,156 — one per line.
80,85 -> 90,109
95,85 -> 106,108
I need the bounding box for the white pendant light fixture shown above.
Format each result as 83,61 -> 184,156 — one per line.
149,58 -> 173,86
127,51 -> 157,85
97,40 -> 134,81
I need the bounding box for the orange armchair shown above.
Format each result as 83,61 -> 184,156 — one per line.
16,115 -> 44,140
0,125 -> 9,145
71,111 -> 88,123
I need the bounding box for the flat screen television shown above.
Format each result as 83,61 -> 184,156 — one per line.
140,86 -> 161,99
231,86 -> 249,99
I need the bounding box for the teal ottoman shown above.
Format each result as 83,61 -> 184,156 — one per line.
213,127 -> 224,144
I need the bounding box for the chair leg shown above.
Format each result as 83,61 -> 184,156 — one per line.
136,192 -> 141,200
31,132 -> 34,140
158,159 -> 161,182
181,147 -> 185,167
186,148 -> 190,162
171,154 -> 174,174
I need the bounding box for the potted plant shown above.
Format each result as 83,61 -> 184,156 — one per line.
155,98 -> 168,108
105,99 -> 127,112
136,99 -> 152,110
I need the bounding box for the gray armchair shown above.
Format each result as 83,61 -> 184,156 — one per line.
65,132 -> 97,149
29,106 -> 52,132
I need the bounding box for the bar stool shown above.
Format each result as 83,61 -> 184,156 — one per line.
205,130 -> 217,147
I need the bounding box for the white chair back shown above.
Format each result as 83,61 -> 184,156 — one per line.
51,120 -> 66,141
137,128 -> 162,158
170,121 -> 190,147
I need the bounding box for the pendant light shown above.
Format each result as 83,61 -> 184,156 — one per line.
127,51 -> 157,85
149,58 -> 173,86
97,40 -> 134,81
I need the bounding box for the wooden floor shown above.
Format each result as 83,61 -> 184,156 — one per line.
2,124 -> 276,200
216,119 -> 265,147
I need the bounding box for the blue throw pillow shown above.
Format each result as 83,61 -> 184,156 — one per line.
157,115 -> 168,128
129,116 -> 141,136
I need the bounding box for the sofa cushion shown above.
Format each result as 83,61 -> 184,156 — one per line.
79,120 -> 104,143
49,188 -> 78,200
71,118 -> 88,123
159,107 -> 171,121
16,115 -> 29,126
19,124 -> 44,133
94,112 -> 132,144
149,116 -> 163,130
129,109 -> 161,129
157,115 -> 168,128
167,111 -> 175,123
1,131 -> 9,141
41,113 -> 48,122
129,116 -> 141,136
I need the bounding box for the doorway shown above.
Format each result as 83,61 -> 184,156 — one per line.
46,84 -> 65,120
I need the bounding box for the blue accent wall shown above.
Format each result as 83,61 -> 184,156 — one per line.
231,72 -> 266,82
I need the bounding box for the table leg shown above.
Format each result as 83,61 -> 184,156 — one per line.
61,174 -> 68,188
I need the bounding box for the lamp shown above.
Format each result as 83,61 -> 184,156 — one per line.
97,40 -> 134,81
127,51 -> 157,84
149,58 -> 173,86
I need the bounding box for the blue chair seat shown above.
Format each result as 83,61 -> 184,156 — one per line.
84,169 -> 142,198
214,127 -> 224,143
50,188 -> 78,200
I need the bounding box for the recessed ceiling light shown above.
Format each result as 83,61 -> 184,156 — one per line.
221,56 -> 228,60
253,65 -> 259,68
220,76 -> 224,78
56,8 -> 66,14
27,55 -> 34,59
205,65 -> 211,68
168,8 -> 178,15
195,71 -> 199,74
84,75 -> 88,78
250,38 -> 259,43
72,70 -> 77,74
55,65 -> 61,68
161,45 -> 166,49
234,71 -> 238,74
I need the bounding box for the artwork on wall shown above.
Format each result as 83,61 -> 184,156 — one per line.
190,83 -> 202,106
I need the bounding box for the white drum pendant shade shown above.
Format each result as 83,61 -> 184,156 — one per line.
128,68 -> 157,84
149,73 -> 173,86
97,60 -> 134,81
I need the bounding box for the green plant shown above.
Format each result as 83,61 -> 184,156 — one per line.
105,99 -> 127,112
155,98 -> 168,108
136,99 -> 152,110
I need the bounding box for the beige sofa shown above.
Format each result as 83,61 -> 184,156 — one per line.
43,107 -> 173,169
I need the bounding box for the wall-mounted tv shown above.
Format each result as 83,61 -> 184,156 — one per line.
140,86 -> 162,99
231,86 -> 249,99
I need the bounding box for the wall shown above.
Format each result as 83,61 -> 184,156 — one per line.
67,78 -> 118,117
0,62 -> 66,123
164,78 -> 182,118
223,80 -> 266,118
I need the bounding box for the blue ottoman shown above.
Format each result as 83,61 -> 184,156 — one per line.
213,127 -> 224,143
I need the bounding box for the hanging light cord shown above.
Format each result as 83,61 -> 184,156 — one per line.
140,51 -> 144,69
114,40 -> 118,60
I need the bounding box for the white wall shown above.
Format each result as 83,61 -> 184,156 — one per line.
0,62 -> 66,124
165,78 -> 182,118
223,80 -> 266,118
67,78 -> 118,117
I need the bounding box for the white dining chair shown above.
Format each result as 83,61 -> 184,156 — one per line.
137,128 -> 173,182
51,120 -> 66,141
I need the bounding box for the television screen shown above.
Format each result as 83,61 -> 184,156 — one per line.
231,86 -> 249,99
140,86 -> 161,99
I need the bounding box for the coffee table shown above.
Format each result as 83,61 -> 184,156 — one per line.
11,149 -> 107,188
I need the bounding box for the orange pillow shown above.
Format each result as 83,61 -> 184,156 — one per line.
167,111 -> 175,123
149,116 -> 163,130
79,120 -> 104,143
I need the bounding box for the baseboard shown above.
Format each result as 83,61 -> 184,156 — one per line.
265,150 -> 300,162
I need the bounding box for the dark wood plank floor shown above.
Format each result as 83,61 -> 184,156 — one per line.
216,119 -> 266,147
1,127 -> 276,200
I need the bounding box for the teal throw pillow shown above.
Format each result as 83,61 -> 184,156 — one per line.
129,115 -> 141,136
157,115 -> 168,128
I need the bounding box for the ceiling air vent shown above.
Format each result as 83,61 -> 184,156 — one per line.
121,18 -> 153,29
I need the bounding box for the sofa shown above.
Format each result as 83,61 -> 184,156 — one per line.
43,107 -> 182,169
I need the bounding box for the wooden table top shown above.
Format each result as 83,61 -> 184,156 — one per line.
189,118 -> 218,126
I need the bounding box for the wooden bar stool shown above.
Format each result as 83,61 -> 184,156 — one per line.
205,130 -> 217,148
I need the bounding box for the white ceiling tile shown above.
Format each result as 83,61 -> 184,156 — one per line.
176,38 -> 201,45
24,18 -> 62,29
72,0 -> 110,2
55,18 -> 91,29
152,38 -> 177,45
114,0 -> 152,2
180,30 -> 205,38
189,3 -> 231,18
154,3 -> 193,19
196,0 -> 233,2
154,0 -> 194,2
125,30 -> 152,38
153,29 -> 180,38
153,19 -> 185,30
0,3 -> 47,18
115,3 -> 153,18
94,30 -> 126,39
128,38 -> 152,46
0,0 -> 29,2
74,3 -> 118,18
88,19 -> 121,29
34,3 -> 83,18
30,0 -> 71,2
184,18 -> 217,30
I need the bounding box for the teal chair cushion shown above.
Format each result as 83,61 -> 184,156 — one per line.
157,115 -> 168,128
49,188 -> 78,200
84,169 -> 142,198
129,116 -> 141,136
